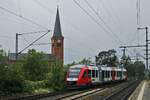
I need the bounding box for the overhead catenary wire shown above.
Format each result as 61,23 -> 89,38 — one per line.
97,0 -> 122,34
0,5 -> 49,30
106,0 -> 122,28
0,13 -> 42,29
32,0 -> 54,13
84,0 -> 123,44
18,30 -> 50,54
32,43 -> 51,46
17,0 -> 22,17
21,30 -> 50,35
73,0 -> 122,45
18,31 -> 51,47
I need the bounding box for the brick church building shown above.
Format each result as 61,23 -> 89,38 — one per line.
9,8 -> 64,64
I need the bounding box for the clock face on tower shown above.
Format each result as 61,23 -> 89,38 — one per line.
57,39 -> 61,43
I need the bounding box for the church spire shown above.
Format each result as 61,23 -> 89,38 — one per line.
51,7 -> 64,64
53,7 -> 62,37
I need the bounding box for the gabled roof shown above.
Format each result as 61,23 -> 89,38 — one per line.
53,7 -> 62,37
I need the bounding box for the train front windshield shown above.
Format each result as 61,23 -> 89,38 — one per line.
68,68 -> 81,78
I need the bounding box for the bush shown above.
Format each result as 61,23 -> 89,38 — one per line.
47,61 -> 67,91
0,63 -> 25,95
22,49 -> 49,81
24,80 -> 47,92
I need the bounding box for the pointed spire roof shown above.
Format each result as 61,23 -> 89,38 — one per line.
53,7 -> 62,37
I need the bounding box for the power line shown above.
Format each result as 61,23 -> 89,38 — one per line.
84,0 -> 122,44
18,30 -> 50,54
32,0 -> 54,13
0,13 -> 41,29
21,30 -> 49,35
32,43 -> 51,46
73,0 -> 121,45
19,31 -> 50,45
97,0 -> 121,34
0,5 -> 49,30
17,0 -> 22,17
106,0 -> 122,28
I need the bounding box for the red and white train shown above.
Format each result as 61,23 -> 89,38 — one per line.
66,64 -> 127,87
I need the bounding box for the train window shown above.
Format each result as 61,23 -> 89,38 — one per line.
116,71 -> 118,77
118,71 -> 120,77
111,71 -> 113,76
82,71 -> 87,78
104,71 -> 105,78
107,71 -> 108,78
117,71 -> 119,77
92,70 -> 95,77
68,68 -> 81,78
108,71 -> 110,78
96,70 -> 98,77
88,70 -> 91,77
102,71 -> 104,78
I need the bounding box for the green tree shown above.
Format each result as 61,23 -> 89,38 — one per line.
78,57 -> 92,65
0,49 -> 25,95
65,61 -> 76,68
126,63 -> 135,78
95,49 -> 119,66
0,63 -> 25,95
133,61 -> 145,78
22,49 -> 49,81
47,61 -> 66,91
126,61 -> 145,78
0,49 -> 8,82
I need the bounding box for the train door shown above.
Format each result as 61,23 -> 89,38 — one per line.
102,70 -> 104,81
99,70 -> 102,81
88,69 -> 92,83
120,71 -> 123,80
111,70 -> 115,81
81,70 -> 89,85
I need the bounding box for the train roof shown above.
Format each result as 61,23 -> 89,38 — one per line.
100,66 -> 126,71
69,64 -> 87,69
87,65 -> 98,70
69,64 -> 126,71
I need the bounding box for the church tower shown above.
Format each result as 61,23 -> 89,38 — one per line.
51,8 -> 64,63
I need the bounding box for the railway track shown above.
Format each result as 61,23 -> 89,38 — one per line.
8,80 -> 133,100
103,80 -> 141,100
56,88 -> 105,100
40,80 -> 132,100
57,80 -> 141,100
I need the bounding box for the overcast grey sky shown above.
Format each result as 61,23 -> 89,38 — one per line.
0,0 -> 150,64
